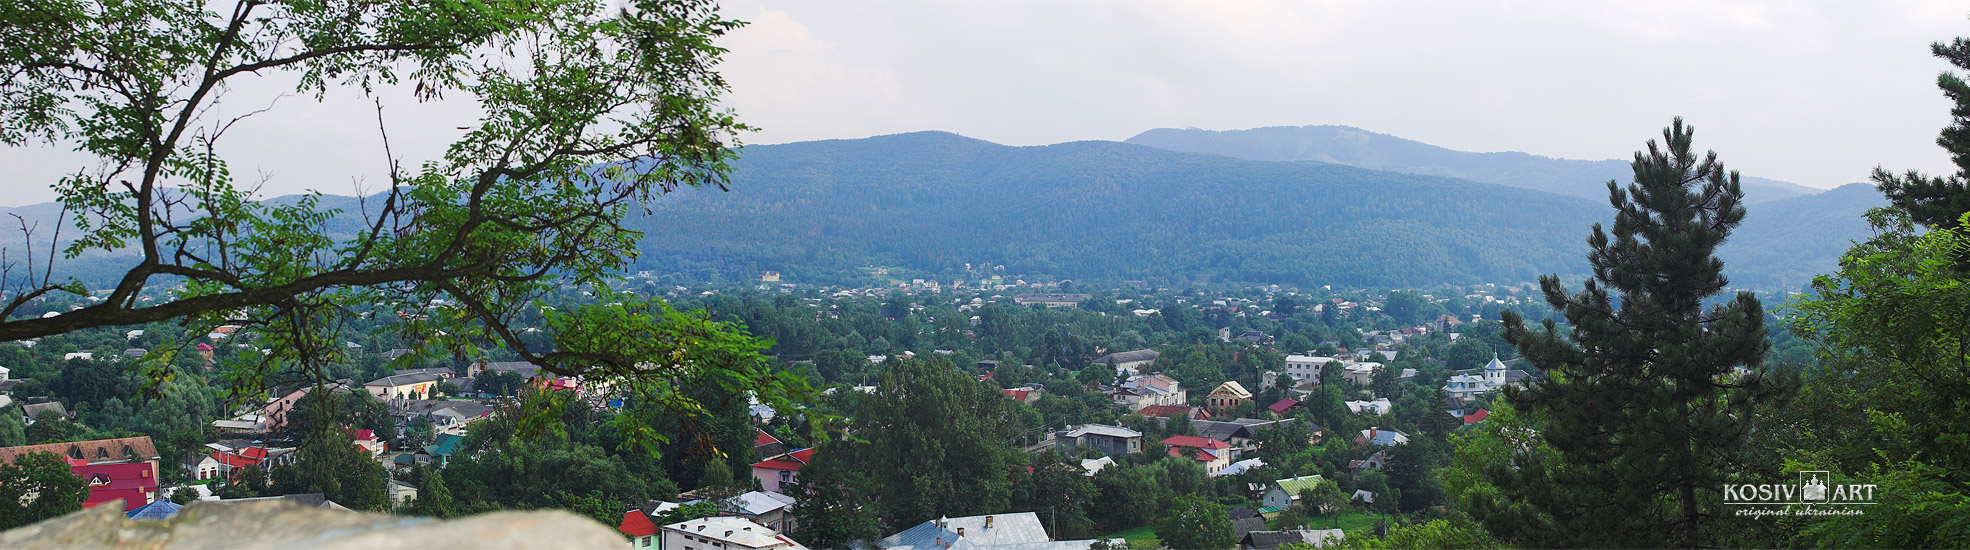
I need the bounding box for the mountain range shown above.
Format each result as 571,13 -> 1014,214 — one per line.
0,127 -> 1887,291
1125,126 -> 1820,204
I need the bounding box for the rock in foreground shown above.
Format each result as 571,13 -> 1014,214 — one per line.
0,500 -> 626,549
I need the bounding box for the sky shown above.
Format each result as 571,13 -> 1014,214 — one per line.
3,0 -> 1965,206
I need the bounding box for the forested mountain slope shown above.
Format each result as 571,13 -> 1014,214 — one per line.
1125,125 -> 1816,204
0,132 -> 1884,292
1719,182 -> 1887,290
629,131 -> 1605,287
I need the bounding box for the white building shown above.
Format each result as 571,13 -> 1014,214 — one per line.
1281,355 -> 1336,382
663,516 -> 808,550
1112,374 -> 1186,411
1442,354 -> 1533,401
1345,398 -> 1392,416
1341,362 -> 1381,386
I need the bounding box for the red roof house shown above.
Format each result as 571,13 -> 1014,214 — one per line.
1266,398 -> 1301,414
750,448 -> 815,494
618,510 -> 660,542
753,428 -> 786,458
1463,409 -> 1490,425
1161,435 -> 1234,474
0,437 -> 161,509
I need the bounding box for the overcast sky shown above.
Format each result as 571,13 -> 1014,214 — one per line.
3,1 -> 1965,206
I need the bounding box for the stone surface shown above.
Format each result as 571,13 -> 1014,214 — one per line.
0,500 -> 627,549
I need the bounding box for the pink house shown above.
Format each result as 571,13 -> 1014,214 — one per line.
749,448 -> 814,494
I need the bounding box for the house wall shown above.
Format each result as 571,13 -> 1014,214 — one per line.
752,466 -> 796,494
1084,434 -> 1140,456
1262,486 -> 1290,509
367,381 -> 436,400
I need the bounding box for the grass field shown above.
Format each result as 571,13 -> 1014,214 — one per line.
1104,525 -> 1158,548
1098,511 -> 1386,549
1292,511 -> 1388,536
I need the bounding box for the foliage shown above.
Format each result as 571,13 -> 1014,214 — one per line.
635,132 -> 1608,289
0,452 -> 87,530
405,466 -> 457,519
0,0 -> 810,457
271,429 -> 390,512
653,501 -> 721,527
1325,517 -> 1504,550
1493,119 -> 1795,548
787,448 -> 882,549
169,487 -> 199,505
549,491 -> 624,528
442,401 -> 673,515
1092,462 -> 1164,533
24,411 -> 80,445
1871,38 -> 1970,236
1009,451 -> 1098,539
816,356 -> 1013,532
1153,493 -> 1235,550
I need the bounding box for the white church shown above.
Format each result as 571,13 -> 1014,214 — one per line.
1442,354 -> 1534,401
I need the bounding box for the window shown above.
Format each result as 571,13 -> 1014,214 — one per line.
641,537 -> 651,547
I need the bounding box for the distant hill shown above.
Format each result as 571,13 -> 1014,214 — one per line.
1125,126 -> 1818,205
630,131 -> 1608,288
1720,183 -> 1887,291
0,132 -> 1889,292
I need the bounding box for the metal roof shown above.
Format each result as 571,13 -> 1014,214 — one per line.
1063,424 -> 1141,439
875,512 -> 1051,549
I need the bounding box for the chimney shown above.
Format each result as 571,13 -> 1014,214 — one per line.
986,516 -> 994,529
958,528 -> 966,537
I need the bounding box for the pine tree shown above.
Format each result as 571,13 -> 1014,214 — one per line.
1873,35 -> 1970,266
1494,119 -> 1795,547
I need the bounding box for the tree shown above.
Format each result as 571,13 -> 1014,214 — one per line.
0,410 -> 28,447
549,491 -> 622,527
271,429 -> 389,512
0,0 -> 810,454
1091,464 -> 1162,532
696,454 -> 739,500
1384,291 -> 1424,326
0,452 -> 88,529
477,370 -> 526,398
25,411 -> 79,445
215,465 -> 268,499
1331,517 -> 1503,550
406,466 -> 456,518
1008,452 -> 1097,539
1872,36 -> 1970,238
404,416 -> 436,450
1442,339 -> 1492,372
1153,493 -> 1235,550
1369,364 -> 1400,399
832,356 -> 1011,532
1492,119 -> 1795,548
1295,482 -> 1350,529
169,487 -> 199,505
788,448 -> 881,549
